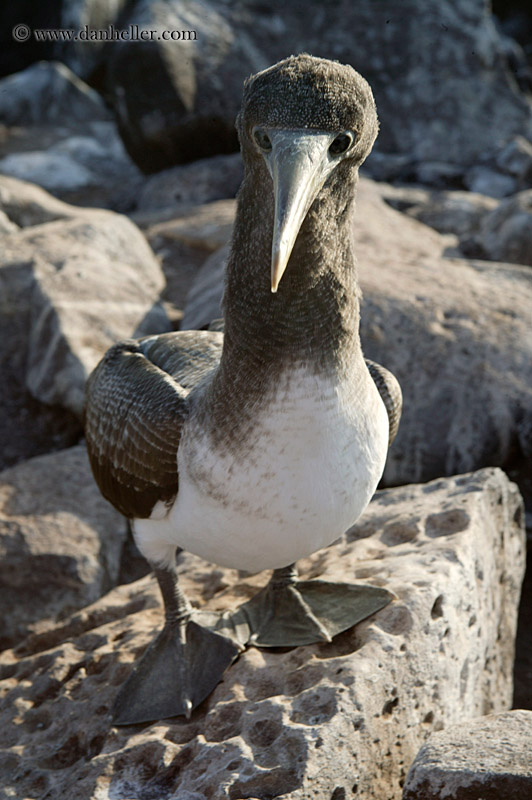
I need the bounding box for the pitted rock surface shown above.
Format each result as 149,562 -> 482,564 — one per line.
0,468 -> 524,800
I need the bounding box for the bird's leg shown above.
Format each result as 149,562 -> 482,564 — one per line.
227,562 -> 394,648
112,560 -> 241,726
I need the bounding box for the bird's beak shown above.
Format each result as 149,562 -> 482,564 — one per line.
263,130 -> 338,292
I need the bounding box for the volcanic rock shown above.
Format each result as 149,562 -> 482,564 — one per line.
402,709 -> 532,799
0,468 -> 524,800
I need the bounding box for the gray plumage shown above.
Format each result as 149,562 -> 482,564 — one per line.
83,53 -> 403,725
85,54 -> 400,518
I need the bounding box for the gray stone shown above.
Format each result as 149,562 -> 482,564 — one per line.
474,190 -> 532,266
0,180 -> 86,470
141,202 -> 235,311
0,174 -> 84,227
179,179 -> 532,496
0,150 -> 98,192
181,242 -> 227,330
102,0 -> 532,172
0,121 -> 142,206
0,181 -> 170,417
136,153 -> 243,210
496,135 -> 532,182
464,165 -> 517,198
23,211 -> 170,415
106,0 -> 266,171
414,162 -> 465,188
56,0 -> 131,80
0,61 -> 109,126
0,209 -> 18,234
144,199 -> 235,253
403,710 -> 532,799
0,444 -> 127,650
0,468 -> 524,799
380,185 -> 497,238
361,152 -> 415,183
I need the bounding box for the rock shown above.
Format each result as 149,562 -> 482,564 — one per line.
180,178 -> 532,497
464,165 -> 517,198
140,201 -> 235,311
102,0 -> 532,172
181,242 -> 228,329
106,0 -> 265,171
0,150 -> 98,192
356,180 -> 532,491
0,120 -> 143,209
474,190 -> 532,266
514,550 -> 532,711
496,135 -> 532,184
413,161 -> 465,189
136,153 -> 243,210
381,185 -> 497,239
362,152 -> 415,183
0,174 -> 83,226
0,2 -> 59,79
0,179 -> 170,418
0,209 -> 18,234
402,710 -> 532,799
0,468 -> 525,799
0,178 -> 86,468
0,444 -> 127,650
143,199 -> 235,252
23,211 -> 170,414
56,0 -> 131,82
0,61 -> 109,126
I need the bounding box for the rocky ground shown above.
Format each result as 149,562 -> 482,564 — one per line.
1,0 -> 532,797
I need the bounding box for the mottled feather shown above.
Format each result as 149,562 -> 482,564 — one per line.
84,331 -> 222,519
365,359 -> 402,446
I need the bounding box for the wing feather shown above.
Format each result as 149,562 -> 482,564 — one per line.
365,359 -> 402,446
84,332 -> 222,519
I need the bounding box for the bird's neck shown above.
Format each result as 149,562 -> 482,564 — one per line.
221,169 -> 362,380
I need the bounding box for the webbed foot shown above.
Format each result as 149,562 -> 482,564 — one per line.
112,566 -> 241,726
226,565 -> 394,648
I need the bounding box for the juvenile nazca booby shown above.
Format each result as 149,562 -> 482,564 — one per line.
84,54 -> 402,726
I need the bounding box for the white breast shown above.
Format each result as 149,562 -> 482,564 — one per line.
134,366 -> 389,572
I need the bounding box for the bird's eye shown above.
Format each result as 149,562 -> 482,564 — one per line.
329,132 -> 354,156
253,128 -> 272,152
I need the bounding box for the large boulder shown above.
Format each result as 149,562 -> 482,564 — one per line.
379,184 -> 498,240
0,63 -> 143,210
0,444 -> 128,650
403,710 -> 532,799
0,468 -> 525,799
101,0 -> 532,173
179,178 -> 532,499
0,174 -> 86,226
106,0 -> 266,171
140,200 -> 236,311
473,189 -> 532,265
0,61 -> 109,125
135,153 -> 243,210
0,126 -> 144,210
0,176 -> 170,423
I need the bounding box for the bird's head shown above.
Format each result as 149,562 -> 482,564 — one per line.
237,54 -> 378,292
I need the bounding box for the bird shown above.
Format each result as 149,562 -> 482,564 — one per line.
84,53 -> 402,726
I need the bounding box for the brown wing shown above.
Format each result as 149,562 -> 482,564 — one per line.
365,359 -> 402,446
84,331 -> 223,519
